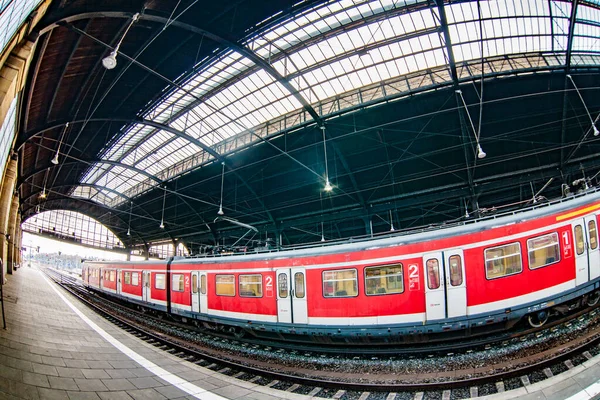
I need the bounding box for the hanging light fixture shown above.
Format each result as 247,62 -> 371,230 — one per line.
39,168 -> 49,199
456,89 -> 486,159
127,200 -> 132,236
389,210 -> 395,232
321,126 -> 333,192
51,122 -> 69,165
102,13 -> 140,70
218,162 -> 225,215
159,187 -> 166,229
566,75 -> 599,136
321,221 -> 325,242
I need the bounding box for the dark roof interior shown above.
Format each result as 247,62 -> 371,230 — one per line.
16,0 -> 600,254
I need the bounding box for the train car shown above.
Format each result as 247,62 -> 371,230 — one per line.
82,190 -> 600,343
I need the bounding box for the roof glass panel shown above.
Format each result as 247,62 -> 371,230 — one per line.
1,0 -> 43,55
22,210 -> 124,251
82,0 -> 595,207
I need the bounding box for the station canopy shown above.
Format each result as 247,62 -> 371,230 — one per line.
15,0 -> 600,253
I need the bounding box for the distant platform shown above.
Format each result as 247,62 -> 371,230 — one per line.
0,266 -> 599,400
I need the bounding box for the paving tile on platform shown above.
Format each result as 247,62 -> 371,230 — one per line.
64,360 -> 90,369
66,391 -> 102,400
101,378 -> 137,391
212,384 -> 253,399
81,369 -> 111,380
41,356 -> 68,367
32,363 -> 60,376
98,391 -> 134,400
38,387 -> 69,400
127,377 -> 164,389
48,376 -> 80,391
126,388 -> 167,400
543,382 -> 584,400
105,369 -> 138,379
6,380 -> 40,400
573,364 -> 600,388
74,378 -> 109,392
22,371 -> 51,388
0,363 -> 24,381
153,384 -> 189,399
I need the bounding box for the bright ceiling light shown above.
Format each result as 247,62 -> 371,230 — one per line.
477,144 -> 486,159
102,51 -> 117,70
324,180 -> 333,192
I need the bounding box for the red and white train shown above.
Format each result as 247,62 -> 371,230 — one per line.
82,190 -> 600,343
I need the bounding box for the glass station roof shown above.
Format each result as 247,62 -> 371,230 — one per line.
73,0 -> 600,207
0,0 -> 43,55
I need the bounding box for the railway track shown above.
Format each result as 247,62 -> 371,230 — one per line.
44,267 -> 600,399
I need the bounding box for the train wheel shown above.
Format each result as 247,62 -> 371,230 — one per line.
587,291 -> 600,307
228,327 -> 245,339
528,310 -> 549,328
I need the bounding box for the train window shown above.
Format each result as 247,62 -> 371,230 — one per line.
485,242 -> 523,279
426,259 -> 440,289
155,274 -> 166,290
575,225 -> 585,255
294,272 -> 305,298
216,274 -> 235,296
124,272 -> 131,285
323,269 -> 358,297
109,271 -> 115,282
449,255 -> 463,286
365,265 -> 404,295
132,272 -> 139,286
192,274 -> 198,294
589,220 -> 598,250
278,274 -> 288,298
172,274 -> 185,292
200,275 -> 207,295
527,232 -> 560,269
239,275 -> 263,297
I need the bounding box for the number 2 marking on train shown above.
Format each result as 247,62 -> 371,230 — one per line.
409,264 -> 419,278
265,276 -> 273,287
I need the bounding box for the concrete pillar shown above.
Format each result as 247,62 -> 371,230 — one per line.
0,155 -> 17,280
7,193 -> 18,273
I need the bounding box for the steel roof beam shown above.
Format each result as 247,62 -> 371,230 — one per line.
435,0 -> 459,86
18,159 -> 162,189
45,20 -> 92,123
560,0 -> 580,170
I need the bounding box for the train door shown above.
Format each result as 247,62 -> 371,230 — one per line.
423,249 -> 467,321
585,215 -> 600,280
423,252 -> 445,320
117,270 -> 122,294
276,268 -> 307,324
199,272 -> 208,313
142,271 -> 151,302
573,216 -> 600,284
444,249 -> 467,319
191,272 -> 200,313
573,219 -> 590,285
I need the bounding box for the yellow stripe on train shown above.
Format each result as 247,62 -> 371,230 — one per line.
556,203 -> 600,221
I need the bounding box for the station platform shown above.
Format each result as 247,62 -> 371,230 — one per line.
0,266 -> 598,400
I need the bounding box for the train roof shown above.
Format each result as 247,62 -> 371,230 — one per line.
85,188 -> 600,267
